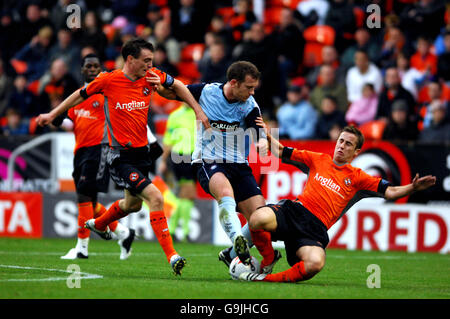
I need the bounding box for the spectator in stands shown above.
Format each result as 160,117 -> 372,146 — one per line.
49,27 -> 81,83
437,30 -> 450,84
382,99 -> 419,142
229,0 -> 258,42
345,83 -> 378,126
273,7 -> 304,100
376,67 -> 416,121
12,25 -> 54,82
169,0 -> 214,44
309,64 -> 348,113
7,75 -> 49,119
345,50 -> 383,103
418,82 -> 449,130
324,0 -> 356,53
1,108 -> 29,136
419,100 -> 450,143
153,45 -> 179,77
396,51 -> 426,100
400,0 -> 446,42
306,45 -> 345,88
340,28 -> 380,72
146,4 -> 163,34
209,15 -> 235,56
148,19 -> 181,65
38,58 -> 79,109
410,36 -> 438,76
17,3 -> 53,49
378,26 -> 413,71
233,22 -> 278,118
0,9 -> 21,74
276,84 -> 318,140
315,95 -> 347,140
0,59 -> 13,117
79,11 -> 108,62
198,40 -> 231,83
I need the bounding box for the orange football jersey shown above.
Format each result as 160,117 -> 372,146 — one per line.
82,68 -> 169,149
288,149 -> 382,229
68,93 -> 106,153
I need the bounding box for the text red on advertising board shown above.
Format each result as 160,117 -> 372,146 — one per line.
0,192 -> 42,238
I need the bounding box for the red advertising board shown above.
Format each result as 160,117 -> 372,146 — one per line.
0,193 -> 43,238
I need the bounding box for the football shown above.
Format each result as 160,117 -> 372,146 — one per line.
229,256 -> 261,280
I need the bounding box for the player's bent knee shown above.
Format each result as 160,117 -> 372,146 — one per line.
304,254 -> 325,276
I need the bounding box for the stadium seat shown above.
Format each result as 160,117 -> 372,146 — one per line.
264,7 -> 283,26
180,43 -> 205,62
177,61 -> 201,82
102,24 -> 116,42
302,25 -> 335,68
353,7 -> 365,28
266,0 -> 303,9
215,7 -> 235,24
359,120 -> 387,140
10,59 -> 27,74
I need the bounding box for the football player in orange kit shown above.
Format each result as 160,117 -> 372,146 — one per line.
55,54 -> 135,260
240,119 -> 436,283
37,39 -> 210,275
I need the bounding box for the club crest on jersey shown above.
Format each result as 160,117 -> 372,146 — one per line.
129,172 -> 139,182
92,101 -> 100,108
143,87 -> 150,96
344,178 -> 352,186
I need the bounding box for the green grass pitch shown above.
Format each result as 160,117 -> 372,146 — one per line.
0,237 -> 448,299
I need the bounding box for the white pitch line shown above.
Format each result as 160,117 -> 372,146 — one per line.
0,264 -> 103,282
0,251 -> 212,257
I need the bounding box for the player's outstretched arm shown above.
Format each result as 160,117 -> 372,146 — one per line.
36,88 -> 84,126
384,173 -> 436,201
255,117 -> 284,158
169,79 -> 211,129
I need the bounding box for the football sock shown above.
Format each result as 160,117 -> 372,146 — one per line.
229,222 -> 254,259
218,196 -> 242,243
263,261 -> 307,283
250,228 -> 275,268
150,210 -> 177,262
180,199 -> 194,239
75,237 -> 89,256
78,202 -> 94,239
94,200 -> 127,231
113,221 -> 130,241
94,202 -> 119,232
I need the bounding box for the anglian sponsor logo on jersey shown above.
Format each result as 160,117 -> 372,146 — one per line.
314,173 -> 344,198
210,120 -> 240,131
74,109 -> 97,119
115,100 -> 148,111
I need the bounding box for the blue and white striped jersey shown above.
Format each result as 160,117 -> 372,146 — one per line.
187,83 -> 262,163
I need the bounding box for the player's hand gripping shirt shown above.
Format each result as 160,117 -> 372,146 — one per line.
68,93 -> 107,153
283,148 -> 388,229
186,83 -> 263,163
80,68 -> 173,149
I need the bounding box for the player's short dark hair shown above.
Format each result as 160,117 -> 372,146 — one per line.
226,61 -> 261,83
81,53 -> 99,66
121,38 -> 154,60
342,125 -> 364,150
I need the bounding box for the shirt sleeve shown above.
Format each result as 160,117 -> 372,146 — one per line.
356,169 -> 383,193
184,83 -> 206,102
150,67 -> 174,88
81,71 -> 111,98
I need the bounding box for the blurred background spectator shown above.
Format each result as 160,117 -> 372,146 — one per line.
382,99 -> 419,142
276,83 -> 317,140
0,0 -> 448,144
419,100 -> 450,143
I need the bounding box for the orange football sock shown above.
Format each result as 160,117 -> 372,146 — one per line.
264,261 -> 307,283
251,229 -> 275,268
94,200 -> 127,231
150,210 -> 177,262
94,202 -> 118,232
78,202 -> 94,239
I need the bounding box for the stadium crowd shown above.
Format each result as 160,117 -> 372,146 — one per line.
0,0 -> 450,143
